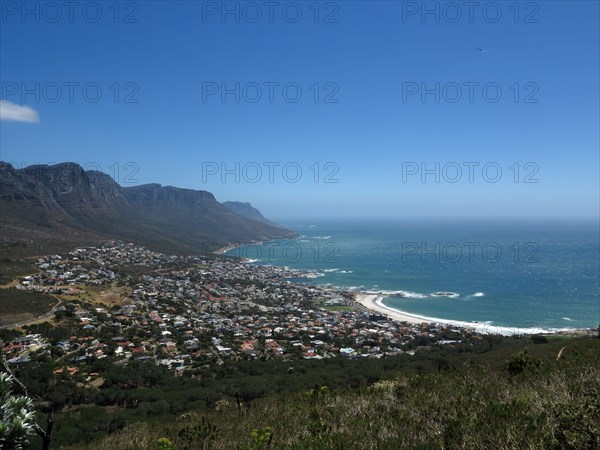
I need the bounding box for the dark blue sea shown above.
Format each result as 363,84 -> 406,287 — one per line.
226,219 -> 600,331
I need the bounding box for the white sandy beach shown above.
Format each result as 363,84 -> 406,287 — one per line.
354,293 -> 429,325
352,292 -> 571,336
214,243 -> 241,255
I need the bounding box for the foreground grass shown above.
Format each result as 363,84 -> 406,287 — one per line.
64,339 -> 600,450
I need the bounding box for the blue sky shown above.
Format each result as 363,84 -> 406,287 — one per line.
1,1 -> 598,220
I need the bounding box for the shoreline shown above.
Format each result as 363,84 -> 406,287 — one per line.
354,293 -> 430,325
213,243 -> 242,255
215,238 -> 595,337
353,292 -> 591,336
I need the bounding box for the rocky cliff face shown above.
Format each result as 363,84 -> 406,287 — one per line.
0,162 -> 296,256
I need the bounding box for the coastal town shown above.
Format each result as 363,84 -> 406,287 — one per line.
1,241 -> 480,374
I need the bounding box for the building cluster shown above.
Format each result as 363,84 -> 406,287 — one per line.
4,241 -> 471,372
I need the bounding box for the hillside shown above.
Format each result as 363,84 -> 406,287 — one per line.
0,162 -> 296,256
57,337 -> 600,450
222,201 -> 280,227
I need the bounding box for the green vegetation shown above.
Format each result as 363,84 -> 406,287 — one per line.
0,289 -> 58,326
55,337 -> 599,450
7,336 -> 595,449
0,372 -> 37,449
321,305 -> 355,312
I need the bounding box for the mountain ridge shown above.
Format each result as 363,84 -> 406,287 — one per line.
0,162 -> 296,256
222,201 -> 280,227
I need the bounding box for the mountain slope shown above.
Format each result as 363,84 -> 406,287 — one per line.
0,162 -> 296,256
222,201 -> 280,227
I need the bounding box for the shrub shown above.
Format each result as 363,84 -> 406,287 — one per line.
0,372 -> 37,449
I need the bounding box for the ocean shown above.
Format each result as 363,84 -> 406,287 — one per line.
226,219 -> 600,331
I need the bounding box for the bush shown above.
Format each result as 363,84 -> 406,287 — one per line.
504,349 -> 532,376
531,335 -> 549,344
0,372 -> 37,449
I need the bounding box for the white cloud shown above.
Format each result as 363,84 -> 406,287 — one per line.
0,100 -> 39,123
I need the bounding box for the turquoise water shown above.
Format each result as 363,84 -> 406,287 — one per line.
226,219 -> 600,330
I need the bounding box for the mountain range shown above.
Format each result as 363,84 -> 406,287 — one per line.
222,201 -> 281,227
0,162 -> 296,257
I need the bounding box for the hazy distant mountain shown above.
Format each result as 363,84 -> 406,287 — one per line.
0,162 -> 296,256
222,201 -> 280,227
